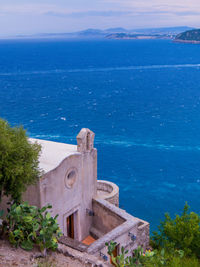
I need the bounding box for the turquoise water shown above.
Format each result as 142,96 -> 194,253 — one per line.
0,39 -> 200,230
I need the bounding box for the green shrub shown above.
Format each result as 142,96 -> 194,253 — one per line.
5,202 -> 62,254
106,241 -> 145,266
152,203 -> 200,258
106,242 -> 200,267
105,203 -> 200,266
0,118 -> 41,203
0,209 -> 3,217
143,248 -> 200,267
37,258 -> 57,267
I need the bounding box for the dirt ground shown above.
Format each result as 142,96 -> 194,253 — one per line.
0,239 -> 84,267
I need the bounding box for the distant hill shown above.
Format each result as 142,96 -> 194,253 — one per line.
175,29 -> 200,43
132,26 -> 193,35
75,26 -> 194,38
105,27 -> 128,33
77,28 -> 105,37
105,27 -> 194,40
6,26 -> 194,40
106,33 -> 172,40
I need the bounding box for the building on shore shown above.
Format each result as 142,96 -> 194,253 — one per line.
0,128 -> 149,263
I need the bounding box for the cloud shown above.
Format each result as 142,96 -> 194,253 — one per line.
103,0 -> 200,14
0,3 -> 76,15
45,8 -> 200,20
0,0 -> 200,35
1,1 -> 200,19
45,10 -> 132,18
0,5 -> 50,16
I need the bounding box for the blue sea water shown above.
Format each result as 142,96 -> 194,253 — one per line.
0,38 -> 200,231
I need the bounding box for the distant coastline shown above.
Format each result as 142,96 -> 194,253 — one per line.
173,39 -> 200,44
0,26 -> 193,41
106,33 -> 173,40
174,29 -> 200,44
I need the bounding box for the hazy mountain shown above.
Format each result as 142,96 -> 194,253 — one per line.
9,26 -> 195,40
175,29 -> 200,43
76,28 -> 105,37
105,28 -> 128,33
131,26 -> 194,35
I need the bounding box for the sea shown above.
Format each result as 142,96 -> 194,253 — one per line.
0,38 -> 200,231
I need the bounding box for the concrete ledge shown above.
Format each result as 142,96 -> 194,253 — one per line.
58,243 -> 110,267
87,198 -> 139,254
97,180 -> 119,207
59,236 -> 88,252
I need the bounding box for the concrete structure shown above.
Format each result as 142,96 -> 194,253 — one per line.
0,128 -> 149,263
97,180 -> 119,207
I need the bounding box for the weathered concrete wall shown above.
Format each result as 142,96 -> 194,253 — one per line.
39,148 -> 97,241
39,154 -> 82,238
58,243 -> 110,267
80,149 -> 97,239
92,199 -> 124,236
0,128 -> 150,258
134,219 -> 150,250
87,198 -> 149,263
0,183 -> 41,216
23,182 -> 41,207
0,130 -> 97,242
97,180 -> 119,207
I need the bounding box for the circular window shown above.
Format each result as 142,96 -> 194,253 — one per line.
65,168 -> 77,189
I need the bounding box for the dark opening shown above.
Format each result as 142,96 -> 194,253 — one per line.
110,244 -> 120,265
86,132 -> 90,150
67,213 -> 74,239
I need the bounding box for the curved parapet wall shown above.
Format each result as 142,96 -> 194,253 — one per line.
97,180 -> 119,207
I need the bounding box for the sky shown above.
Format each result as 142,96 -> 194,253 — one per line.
0,0 -> 200,36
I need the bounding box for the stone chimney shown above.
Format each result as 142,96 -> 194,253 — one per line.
76,128 -> 95,152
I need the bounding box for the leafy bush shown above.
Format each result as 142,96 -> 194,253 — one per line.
106,241 -> 145,266
37,258 -> 57,267
143,248 -> 183,266
143,248 -> 200,267
152,203 -> 200,258
5,202 -> 62,254
0,118 -> 41,203
105,203 -> 200,266
0,209 -> 3,218
106,241 -> 200,267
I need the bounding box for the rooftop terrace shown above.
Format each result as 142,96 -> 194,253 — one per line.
29,138 -> 78,173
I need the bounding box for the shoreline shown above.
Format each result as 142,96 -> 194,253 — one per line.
173,39 -> 200,44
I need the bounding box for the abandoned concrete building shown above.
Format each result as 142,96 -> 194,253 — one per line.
1,128 -> 149,263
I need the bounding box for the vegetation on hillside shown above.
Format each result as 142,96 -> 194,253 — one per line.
106,242 -> 200,267
0,118 -> 41,203
0,119 -> 199,265
106,203 -> 200,266
1,202 -> 62,255
151,203 -> 200,258
175,29 -> 200,41
0,119 -> 62,255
